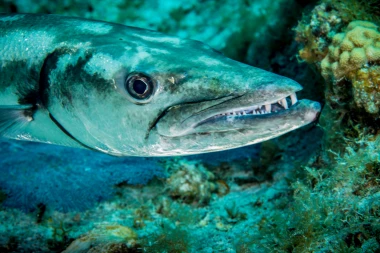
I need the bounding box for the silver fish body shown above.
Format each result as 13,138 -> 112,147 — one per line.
0,14 -> 321,156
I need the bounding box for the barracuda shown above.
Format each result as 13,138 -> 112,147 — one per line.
0,14 -> 321,156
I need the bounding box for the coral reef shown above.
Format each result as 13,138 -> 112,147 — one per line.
295,0 -> 380,64
295,0 -> 380,154
1,129 -> 378,252
248,134 -> 380,252
295,1 -> 380,114
321,21 -> 380,113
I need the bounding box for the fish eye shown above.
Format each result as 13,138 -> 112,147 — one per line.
125,73 -> 154,100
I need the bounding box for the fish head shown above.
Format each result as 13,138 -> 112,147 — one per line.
46,27 -> 320,156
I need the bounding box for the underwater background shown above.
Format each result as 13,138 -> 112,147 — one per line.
0,0 -> 380,252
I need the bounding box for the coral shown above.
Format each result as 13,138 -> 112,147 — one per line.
0,140 -> 164,212
1,130 -> 376,252
295,0 -> 380,64
247,135 -> 380,252
165,159 -> 222,205
295,1 -> 380,114
350,66 -> 380,113
295,3 -> 345,64
321,21 -> 380,113
62,224 -> 137,253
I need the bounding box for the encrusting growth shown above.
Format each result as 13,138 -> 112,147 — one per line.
321,21 -> 380,113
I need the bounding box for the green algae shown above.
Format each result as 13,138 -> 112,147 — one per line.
244,135 -> 380,252
323,0 -> 380,24
140,222 -> 191,253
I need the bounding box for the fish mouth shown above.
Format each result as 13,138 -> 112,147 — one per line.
156,87 -> 321,138
196,92 -> 299,127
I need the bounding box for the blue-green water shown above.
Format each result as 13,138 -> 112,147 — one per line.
1,1 -> 379,252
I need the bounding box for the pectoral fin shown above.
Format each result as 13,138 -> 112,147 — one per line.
0,105 -> 34,135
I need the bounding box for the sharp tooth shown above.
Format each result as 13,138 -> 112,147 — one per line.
252,111 -> 256,115
281,98 -> 288,109
243,111 -> 246,115
261,109 -> 265,114
265,104 -> 271,113
290,93 -> 297,105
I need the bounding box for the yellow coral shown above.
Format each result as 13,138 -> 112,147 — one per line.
63,224 -> 137,253
332,33 -> 344,46
331,61 -> 340,78
340,38 -> 354,51
347,27 -> 373,47
347,20 -> 378,30
363,28 -> 379,39
366,45 -> 380,62
351,66 -> 380,113
350,47 -> 366,66
339,51 -> 350,66
321,20 -> 380,113
322,21 -> 380,78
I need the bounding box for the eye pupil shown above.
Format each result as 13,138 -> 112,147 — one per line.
133,79 -> 147,95
125,73 -> 155,101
